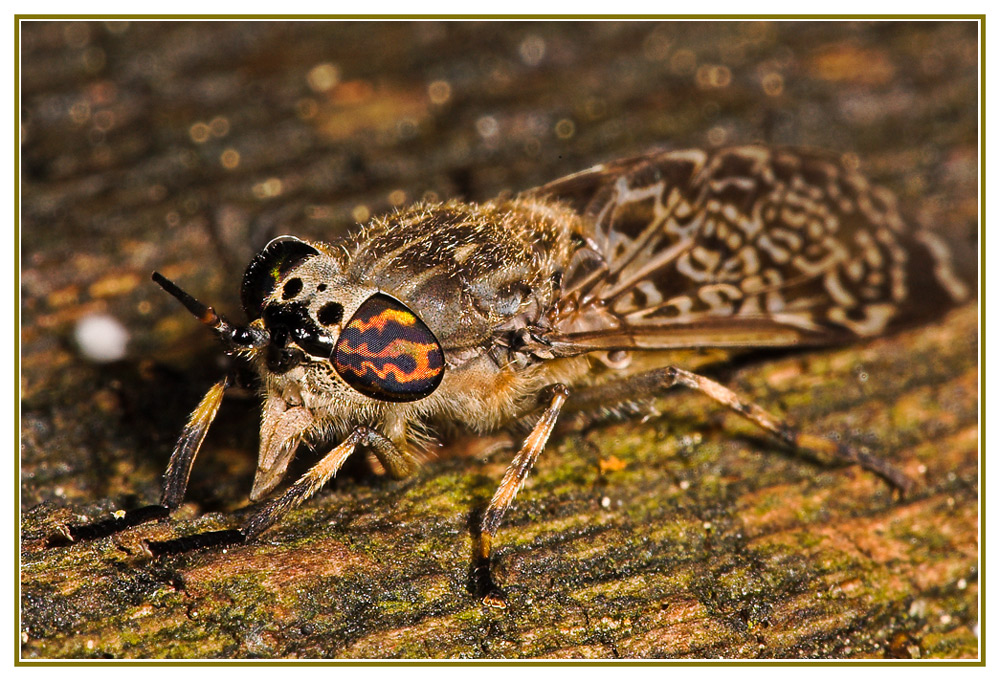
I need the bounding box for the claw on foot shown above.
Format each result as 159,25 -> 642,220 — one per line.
481,589 -> 509,610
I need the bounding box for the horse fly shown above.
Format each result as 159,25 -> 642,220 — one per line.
49,146 -> 971,607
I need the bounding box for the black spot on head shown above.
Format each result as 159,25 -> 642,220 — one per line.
843,306 -> 875,322
282,278 -> 303,300
318,302 -> 344,326
240,237 -> 320,318
317,284 -> 327,292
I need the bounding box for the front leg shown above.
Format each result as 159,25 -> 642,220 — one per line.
145,425 -> 403,555
46,377 -> 231,547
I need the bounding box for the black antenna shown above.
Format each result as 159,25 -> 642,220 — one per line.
152,272 -> 228,331
152,272 -> 267,349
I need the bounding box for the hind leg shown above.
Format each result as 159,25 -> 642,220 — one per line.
563,366 -> 913,493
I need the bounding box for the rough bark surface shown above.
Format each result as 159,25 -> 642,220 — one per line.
20,20 -> 979,659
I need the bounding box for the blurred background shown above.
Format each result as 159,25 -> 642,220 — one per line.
19,20 -> 979,658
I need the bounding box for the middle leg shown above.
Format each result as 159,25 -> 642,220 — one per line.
475,383 -> 570,608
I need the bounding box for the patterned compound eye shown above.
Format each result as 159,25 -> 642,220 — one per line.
333,293 -> 444,402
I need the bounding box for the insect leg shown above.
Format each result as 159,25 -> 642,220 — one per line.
145,425 -> 400,555
475,383 -> 569,609
160,377 -> 231,508
46,377 -> 230,547
364,425 -> 422,479
566,366 -> 914,493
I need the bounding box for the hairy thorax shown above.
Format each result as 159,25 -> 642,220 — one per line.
249,196 -> 590,494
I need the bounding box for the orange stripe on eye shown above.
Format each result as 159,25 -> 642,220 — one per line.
344,358 -> 441,385
344,308 -> 417,334
336,340 -> 443,384
338,339 -> 440,361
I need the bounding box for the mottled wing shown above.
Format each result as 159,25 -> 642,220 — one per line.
525,146 -> 971,354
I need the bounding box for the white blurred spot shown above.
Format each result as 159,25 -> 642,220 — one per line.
519,35 -> 546,66
306,63 -> 341,93
75,313 -> 129,363
475,115 -> 499,139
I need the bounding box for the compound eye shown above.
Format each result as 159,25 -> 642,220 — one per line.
241,236 -> 321,319
333,293 -> 444,402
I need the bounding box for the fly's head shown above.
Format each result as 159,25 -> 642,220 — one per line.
244,236 -> 446,403
155,236 -> 446,407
